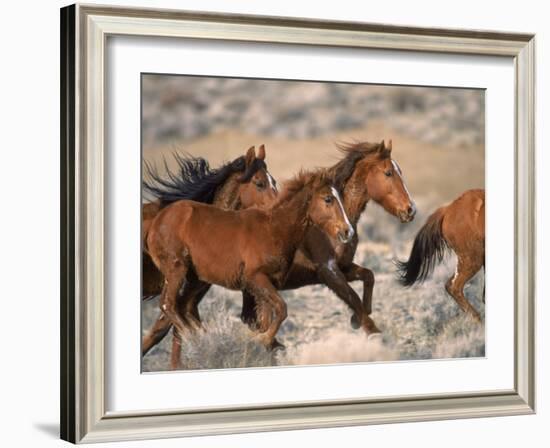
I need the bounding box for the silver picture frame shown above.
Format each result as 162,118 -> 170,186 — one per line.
60,3 -> 535,444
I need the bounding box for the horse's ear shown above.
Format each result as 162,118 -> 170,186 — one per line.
380,139 -> 386,150
257,144 -> 266,160
245,146 -> 256,166
387,139 -> 392,154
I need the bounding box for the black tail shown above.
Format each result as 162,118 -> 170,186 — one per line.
396,207 -> 448,286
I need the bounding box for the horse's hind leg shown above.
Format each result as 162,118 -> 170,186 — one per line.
142,272 -> 202,358
445,254 -> 483,323
142,312 -> 172,356
170,281 -> 211,369
158,264 -> 194,342
142,262 -> 188,358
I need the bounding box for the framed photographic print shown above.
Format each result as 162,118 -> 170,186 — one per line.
60,3 -> 535,444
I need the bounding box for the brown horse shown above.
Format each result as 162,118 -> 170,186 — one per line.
144,172 -> 354,367
397,189 -> 485,322
240,140 -> 416,336
141,145 -> 278,358
142,145 -> 277,298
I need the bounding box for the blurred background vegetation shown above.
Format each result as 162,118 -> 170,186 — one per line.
141,74 -> 485,372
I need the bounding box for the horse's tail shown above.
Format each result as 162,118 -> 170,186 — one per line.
396,207 -> 448,286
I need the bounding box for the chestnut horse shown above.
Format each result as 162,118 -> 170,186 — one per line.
144,172 -> 354,367
397,189 -> 485,322
240,140 -> 416,336
142,145 -> 277,299
141,145 -> 277,357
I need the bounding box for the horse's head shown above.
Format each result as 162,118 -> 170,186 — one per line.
307,175 -> 355,244
365,140 -> 416,222
237,145 -> 278,209
337,140 -> 416,223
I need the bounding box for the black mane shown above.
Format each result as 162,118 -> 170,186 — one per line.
143,152 -> 251,207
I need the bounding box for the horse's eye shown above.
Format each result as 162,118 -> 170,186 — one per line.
324,195 -> 333,204
385,170 -> 393,177
255,181 -> 266,189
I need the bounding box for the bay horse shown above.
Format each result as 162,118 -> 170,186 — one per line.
240,140 -> 416,337
141,145 -> 278,357
144,172 -> 354,367
142,145 -> 278,298
396,189 -> 485,322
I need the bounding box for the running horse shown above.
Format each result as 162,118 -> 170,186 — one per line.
397,189 -> 485,322
240,140 -> 416,336
145,172 -> 354,367
141,145 -> 278,355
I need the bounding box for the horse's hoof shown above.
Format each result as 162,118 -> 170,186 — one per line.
269,339 -> 286,351
366,326 -> 382,336
362,316 -> 381,336
255,334 -> 285,351
350,314 -> 361,329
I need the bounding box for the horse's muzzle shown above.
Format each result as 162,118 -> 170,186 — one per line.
399,203 -> 416,223
337,228 -> 354,244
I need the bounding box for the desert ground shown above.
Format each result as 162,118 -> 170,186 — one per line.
141,76 -> 485,371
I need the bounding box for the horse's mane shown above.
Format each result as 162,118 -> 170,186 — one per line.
273,169 -> 332,207
272,140 -> 388,206
332,140 -> 391,188
143,152 -> 266,207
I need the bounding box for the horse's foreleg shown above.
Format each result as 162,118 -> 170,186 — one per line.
170,282 -> 211,369
241,290 -> 273,333
240,290 -> 258,328
343,263 -> 375,316
317,263 -> 380,335
242,264 -> 318,331
247,275 -> 287,349
445,255 -> 483,323
255,297 -> 274,333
